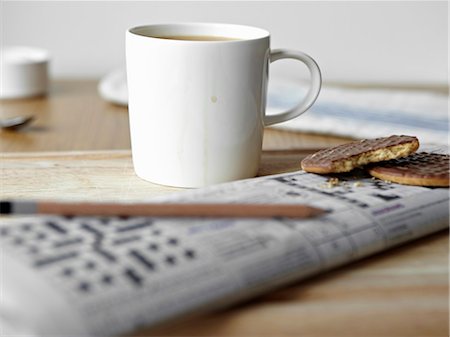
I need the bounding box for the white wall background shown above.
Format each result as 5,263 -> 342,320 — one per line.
1,1 -> 448,85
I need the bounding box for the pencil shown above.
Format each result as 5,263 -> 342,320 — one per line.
0,200 -> 324,219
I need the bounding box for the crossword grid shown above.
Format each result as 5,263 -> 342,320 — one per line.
0,216 -> 198,298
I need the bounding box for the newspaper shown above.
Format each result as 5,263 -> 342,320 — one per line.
1,149 -> 448,336
267,81 -> 449,145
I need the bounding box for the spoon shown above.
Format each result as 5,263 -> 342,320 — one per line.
0,115 -> 34,131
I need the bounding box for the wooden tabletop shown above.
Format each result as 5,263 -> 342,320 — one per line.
0,80 -> 448,336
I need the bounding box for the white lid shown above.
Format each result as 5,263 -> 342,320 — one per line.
1,46 -> 50,65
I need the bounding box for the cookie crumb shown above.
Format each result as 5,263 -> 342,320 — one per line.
325,177 -> 340,188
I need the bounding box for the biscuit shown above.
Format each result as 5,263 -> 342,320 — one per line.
368,152 -> 449,187
301,135 -> 419,174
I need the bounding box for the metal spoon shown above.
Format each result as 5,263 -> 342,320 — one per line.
0,115 -> 34,131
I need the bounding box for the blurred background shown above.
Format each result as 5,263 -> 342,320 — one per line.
2,1 -> 448,87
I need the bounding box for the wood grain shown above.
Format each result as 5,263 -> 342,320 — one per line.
0,80 -> 448,337
0,81 -> 129,151
0,149 -> 318,202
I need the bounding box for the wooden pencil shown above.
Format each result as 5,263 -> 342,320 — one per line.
0,200 -> 324,219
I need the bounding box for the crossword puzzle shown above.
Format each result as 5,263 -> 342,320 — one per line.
0,216 -> 198,297
269,170 -> 414,207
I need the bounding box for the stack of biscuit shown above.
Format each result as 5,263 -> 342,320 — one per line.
301,135 -> 449,187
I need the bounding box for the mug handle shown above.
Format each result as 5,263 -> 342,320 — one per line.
264,49 -> 322,126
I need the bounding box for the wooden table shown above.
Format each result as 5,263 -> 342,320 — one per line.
0,80 -> 448,336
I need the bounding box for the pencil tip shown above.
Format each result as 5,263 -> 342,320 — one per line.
0,201 -> 12,214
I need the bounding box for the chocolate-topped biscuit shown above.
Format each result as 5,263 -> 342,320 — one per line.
301,135 -> 419,174
368,152 -> 449,187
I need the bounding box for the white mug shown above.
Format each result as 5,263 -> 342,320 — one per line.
126,23 -> 321,188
